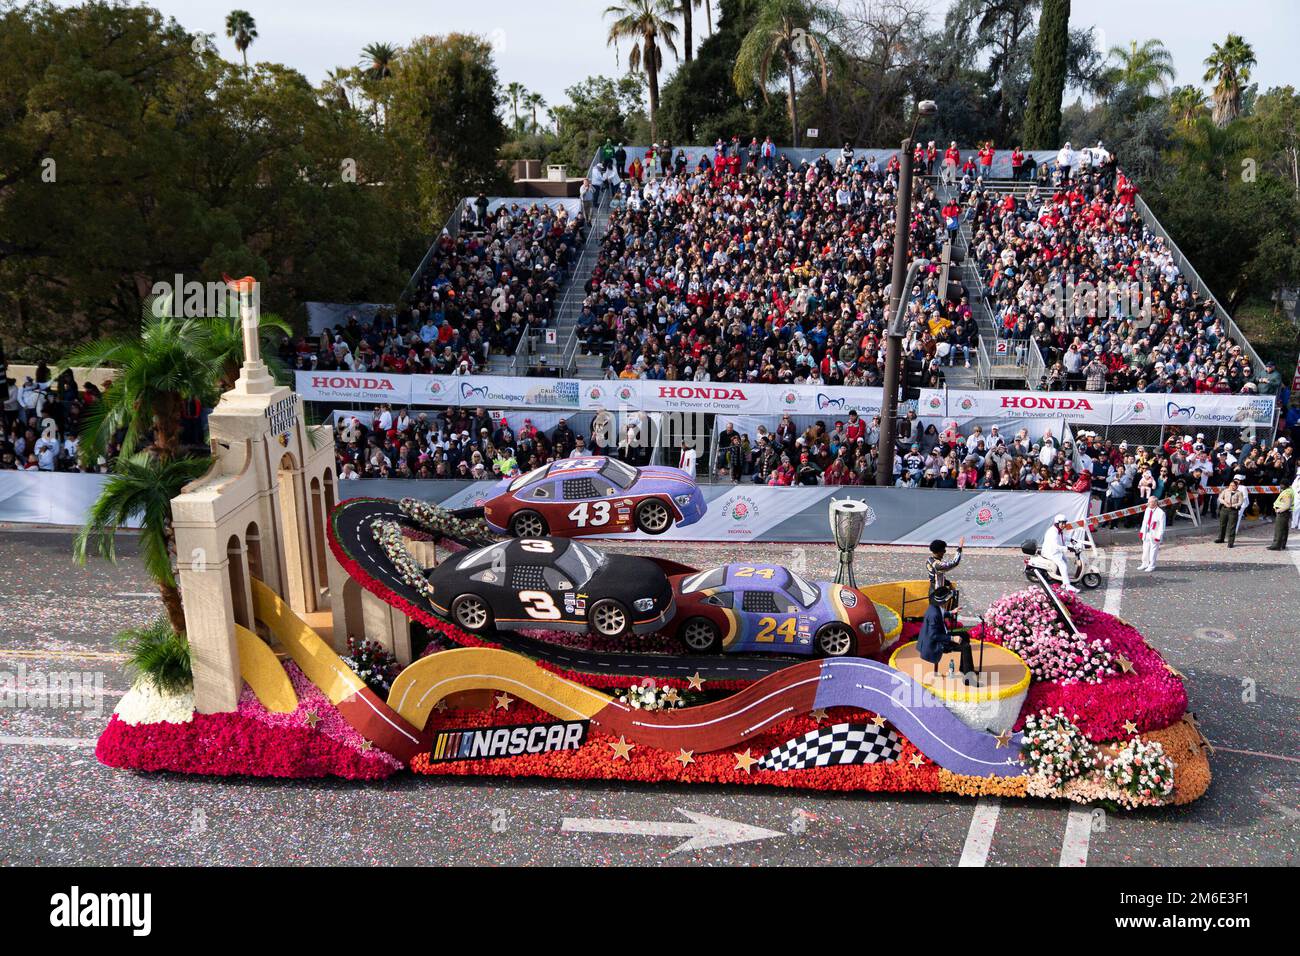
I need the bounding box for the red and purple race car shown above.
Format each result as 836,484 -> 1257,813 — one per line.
483,456 -> 706,539
667,563 -> 901,659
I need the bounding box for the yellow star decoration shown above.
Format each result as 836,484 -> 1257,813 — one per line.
662,687 -> 680,704
1165,662 -> 1184,679
359,739 -> 374,752
303,709 -> 320,729
733,749 -> 759,774
494,692 -> 514,710
674,749 -> 695,768
909,753 -> 926,768
608,736 -> 635,762
1116,654 -> 1135,674
994,729 -> 1013,749
687,672 -> 706,691
434,699 -> 449,713
810,708 -> 830,723
870,714 -> 887,727
1123,720 -> 1139,736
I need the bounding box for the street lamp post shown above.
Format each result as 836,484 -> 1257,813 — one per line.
876,100 -> 938,487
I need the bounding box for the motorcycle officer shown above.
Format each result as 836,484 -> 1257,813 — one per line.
1041,513 -> 1079,593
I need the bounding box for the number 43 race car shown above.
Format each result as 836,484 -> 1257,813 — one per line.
668,564 -> 901,659
423,537 -> 675,639
482,456 -> 706,539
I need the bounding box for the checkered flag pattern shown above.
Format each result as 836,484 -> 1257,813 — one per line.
759,722 -> 902,772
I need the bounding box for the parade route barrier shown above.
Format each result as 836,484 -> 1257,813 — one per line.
1064,490 -> 1199,531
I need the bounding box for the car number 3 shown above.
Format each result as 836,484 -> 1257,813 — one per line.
567,501 -> 612,527
755,617 -> 797,642
518,590 -> 562,620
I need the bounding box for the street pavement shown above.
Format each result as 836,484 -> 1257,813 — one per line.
0,523 -> 1295,866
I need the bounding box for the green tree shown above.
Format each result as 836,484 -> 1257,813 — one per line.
361,41 -> 399,81
1022,0 -> 1070,148
504,81 -> 528,134
525,91 -> 547,133
678,0 -> 701,62
1203,33 -> 1256,127
1169,85 -> 1208,130
732,0 -> 835,148
75,453 -> 212,635
201,310 -> 293,390
605,0 -> 680,143
225,9 -> 257,70
1104,39 -> 1175,103
549,75 -> 647,169
388,33 -> 508,229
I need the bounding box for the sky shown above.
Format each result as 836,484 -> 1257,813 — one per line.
78,0 -> 1300,113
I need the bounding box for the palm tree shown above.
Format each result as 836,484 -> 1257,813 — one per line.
733,0 -> 833,148
1105,39 -> 1176,102
225,10 -> 258,71
606,0 -> 680,143
1203,33 -> 1257,127
360,42 -> 399,81
678,0 -> 701,62
324,69 -> 352,110
1169,85 -> 1208,129
504,82 -> 527,134
75,453 -> 212,635
524,91 -> 547,133
200,311 -> 293,391
59,305 -> 220,465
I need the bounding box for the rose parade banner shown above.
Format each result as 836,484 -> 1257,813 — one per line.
921,388 -> 1275,428
348,478 -> 1087,547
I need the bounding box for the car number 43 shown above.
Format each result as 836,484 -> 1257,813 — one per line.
567,501 -> 612,527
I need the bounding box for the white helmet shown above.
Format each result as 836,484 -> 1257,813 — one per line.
1054,513 -> 1067,524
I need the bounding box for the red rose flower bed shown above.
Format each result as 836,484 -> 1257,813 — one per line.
96,663 -> 403,781
411,699 -> 944,794
975,589 -> 1187,742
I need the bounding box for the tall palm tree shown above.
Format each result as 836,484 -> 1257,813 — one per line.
1203,33 -> 1257,127
733,0 -> 833,148
360,42 -> 399,81
1169,84 -> 1208,129
606,0 -> 680,143
678,0 -> 701,62
324,69 -> 352,110
524,91 -> 547,133
59,305 -> 220,465
224,10 -> 258,71
1105,39 -> 1176,102
200,311 -> 293,391
75,453 -> 213,635
504,82 -> 528,134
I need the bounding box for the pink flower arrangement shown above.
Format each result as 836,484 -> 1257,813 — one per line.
983,587 -> 1115,684
97,663 -> 403,780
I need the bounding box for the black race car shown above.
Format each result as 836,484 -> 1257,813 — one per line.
424,537 -> 675,639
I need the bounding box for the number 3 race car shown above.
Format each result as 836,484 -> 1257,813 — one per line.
423,537 -> 675,639
667,564 -> 901,659
482,456 -> 706,539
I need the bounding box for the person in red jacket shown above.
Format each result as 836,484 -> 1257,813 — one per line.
844,409 -> 866,442
1010,146 -> 1025,180
978,141 -> 995,176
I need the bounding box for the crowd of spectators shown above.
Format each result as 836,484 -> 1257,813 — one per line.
573,146 -> 954,393
958,151 -> 1278,396
282,201 -> 586,376
0,358 -> 103,472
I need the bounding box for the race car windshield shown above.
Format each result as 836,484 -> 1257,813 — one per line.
681,568 -> 727,593
784,570 -> 819,608
598,458 -> 638,489
456,543 -> 507,572
508,465 -> 548,492
555,541 -> 605,586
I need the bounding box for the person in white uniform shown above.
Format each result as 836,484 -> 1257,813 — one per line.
1138,495 -> 1166,572
1041,514 -> 1079,593
1291,472 -> 1300,531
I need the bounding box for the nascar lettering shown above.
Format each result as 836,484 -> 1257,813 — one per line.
429,720 -> 588,761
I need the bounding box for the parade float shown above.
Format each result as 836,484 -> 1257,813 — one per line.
94,282 -> 1211,808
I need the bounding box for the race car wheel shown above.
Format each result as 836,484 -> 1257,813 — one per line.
635,498 -> 673,535
509,510 -> 548,539
451,593 -> 493,634
678,617 -> 722,654
589,599 -> 631,639
815,623 -> 857,658
1082,571 -> 1102,589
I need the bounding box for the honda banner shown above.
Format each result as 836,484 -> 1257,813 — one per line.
297,371 -> 412,405
922,388 -> 1276,428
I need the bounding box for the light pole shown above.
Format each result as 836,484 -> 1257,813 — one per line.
876,99 -> 938,487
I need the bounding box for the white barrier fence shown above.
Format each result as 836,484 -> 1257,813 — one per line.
0,472 -> 138,527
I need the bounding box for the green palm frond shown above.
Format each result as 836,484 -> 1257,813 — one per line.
115,618 -> 192,693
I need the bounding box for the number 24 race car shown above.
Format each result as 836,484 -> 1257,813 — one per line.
423,537 -> 675,639
482,456 -> 706,539
667,564 -> 902,659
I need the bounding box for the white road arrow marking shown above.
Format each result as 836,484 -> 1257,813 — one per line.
562,809 -> 786,853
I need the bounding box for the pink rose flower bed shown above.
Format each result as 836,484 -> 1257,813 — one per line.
96,663 -> 403,780
975,588 -> 1187,742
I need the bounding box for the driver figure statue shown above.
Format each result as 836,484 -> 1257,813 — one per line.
1042,513 -> 1079,594
926,536 -> 964,610
917,586 -> 976,684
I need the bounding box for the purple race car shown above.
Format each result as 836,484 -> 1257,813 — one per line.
482,456 -> 706,539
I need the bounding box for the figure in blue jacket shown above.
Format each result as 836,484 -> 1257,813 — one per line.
917,587 -> 976,682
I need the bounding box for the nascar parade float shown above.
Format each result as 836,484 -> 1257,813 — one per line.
89,322 -> 1211,809
98,457 -> 1211,810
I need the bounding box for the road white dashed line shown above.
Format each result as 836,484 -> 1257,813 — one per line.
958,797 -> 1000,866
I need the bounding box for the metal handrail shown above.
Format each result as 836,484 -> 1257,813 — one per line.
399,198 -> 468,304
1026,337 -> 1047,388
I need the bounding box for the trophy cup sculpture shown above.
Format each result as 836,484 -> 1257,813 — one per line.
829,498 -> 872,586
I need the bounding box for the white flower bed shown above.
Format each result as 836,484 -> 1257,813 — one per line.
1104,736 -> 1176,807
114,680 -> 195,726
370,518 -> 437,602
